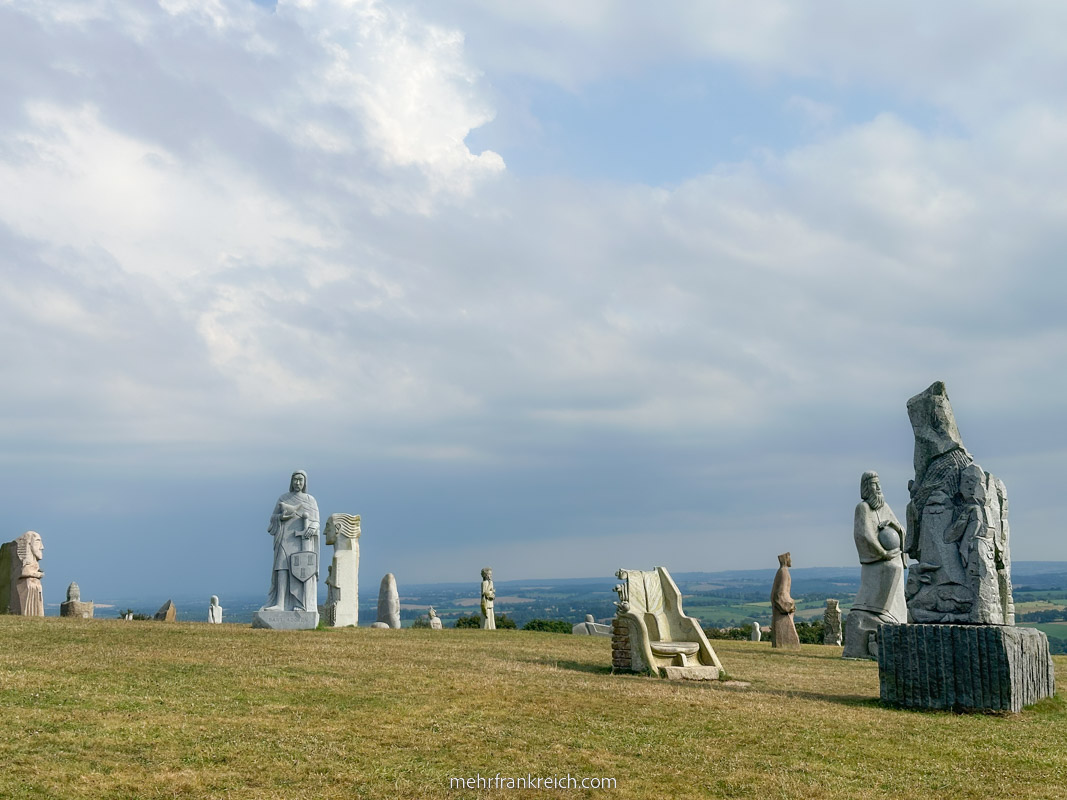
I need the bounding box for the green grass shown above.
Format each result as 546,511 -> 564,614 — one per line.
1,616 -> 1066,799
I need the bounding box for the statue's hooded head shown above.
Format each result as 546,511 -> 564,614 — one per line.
778,552 -> 791,568
290,470 -> 308,493
481,567 -> 492,580
210,595 -> 219,606
860,471 -> 885,510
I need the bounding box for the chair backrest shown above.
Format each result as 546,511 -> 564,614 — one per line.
619,569 -> 675,641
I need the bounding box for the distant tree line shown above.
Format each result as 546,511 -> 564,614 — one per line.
1017,609 -> 1067,623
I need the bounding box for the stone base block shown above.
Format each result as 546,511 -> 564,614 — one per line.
663,665 -> 722,681
60,601 -> 95,619
878,623 -> 1055,713
252,609 -> 319,630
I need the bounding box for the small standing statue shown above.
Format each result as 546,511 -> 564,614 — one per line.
323,513 -> 361,627
750,621 -> 762,642
480,567 -> 496,630
208,596 -> 223,624
823,599 -> 843,646
428,606 -> 443,630
770,552 -> 800,649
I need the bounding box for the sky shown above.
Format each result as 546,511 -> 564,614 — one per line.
2,0 -> 1067,604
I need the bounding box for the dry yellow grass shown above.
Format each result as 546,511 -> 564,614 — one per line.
0,616 -> 1065,799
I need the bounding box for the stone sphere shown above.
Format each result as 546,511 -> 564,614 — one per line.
878,526 -> 901,551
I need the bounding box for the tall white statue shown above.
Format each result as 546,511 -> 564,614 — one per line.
323,513 -> 361,627
480,567 -> 496,630
254,470 -> 320,630
208,595 -> 223,624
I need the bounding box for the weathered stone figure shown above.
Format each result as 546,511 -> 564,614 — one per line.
262,470 -> 320,614
904,382 -> 1014,624
0,531 -> 45,616
60,581 -> 94,619
428,606 -> 443,630
770,552 -> 800,649
322,513 -> 360,627
480,567 -> 496,630
208,596 -> 222,624
376,573 -> 400,628
823,599 -> 843,646
843,471 -> 907,658
750,621 -> 762,642
155,599 -> 177,622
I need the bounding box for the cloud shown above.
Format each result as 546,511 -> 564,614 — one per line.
1,1 -> 1066,595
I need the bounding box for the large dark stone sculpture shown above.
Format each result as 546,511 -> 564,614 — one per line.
877,382 -> 1052,712
904,382 -> 1013,624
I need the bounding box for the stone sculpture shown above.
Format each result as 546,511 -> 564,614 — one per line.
254,470 -> 320,630
480,567 -> 496,630
322,513 -> 360,627
0,531 -> 45,616
611,567 -> 724,680
155,599 -> 177,622
428,606 -> 443,630
823,599 -> 842,646
904,382 -> 1013,624
843,471 -> 907,659
770,552 -> 800,649
572,613 -> 612,636
750,622 -> 762,642
208,596 -> 222,624
876,382 -> 1053,712
60,581 -> 94,619
376,573 -> 400,628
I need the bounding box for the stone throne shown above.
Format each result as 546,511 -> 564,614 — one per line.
611,567 -> 723,680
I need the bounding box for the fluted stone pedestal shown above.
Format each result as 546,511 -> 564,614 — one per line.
878,623 -> 1055,712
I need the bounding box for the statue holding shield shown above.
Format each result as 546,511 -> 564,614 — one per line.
261,470 -> 320,614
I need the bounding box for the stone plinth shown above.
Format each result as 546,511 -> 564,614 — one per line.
252,609 -> 318,630
878,623 -> 1055,712
60,600 -> 94,618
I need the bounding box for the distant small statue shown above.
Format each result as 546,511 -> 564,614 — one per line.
750,621 -> 762,642
843,471 -> 906,659
823,599 -> 842,646
262,470 -> 320,613
770,552 -> 800,649
376,573 -> 400,628
1,531 -> 45,616
208,595 -> 223,624
60,580 -> 94,619
480,567 -> 496,630
572,614 -> 611,636
428,606 -> 443,630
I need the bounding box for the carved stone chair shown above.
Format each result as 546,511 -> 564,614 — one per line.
611,567 -> 724,680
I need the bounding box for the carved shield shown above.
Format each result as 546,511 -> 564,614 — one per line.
289,552 -> 317,583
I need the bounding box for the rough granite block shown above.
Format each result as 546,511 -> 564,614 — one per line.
878,623 -> 1055,712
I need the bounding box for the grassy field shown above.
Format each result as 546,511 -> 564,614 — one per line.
1,617 -> 1066,799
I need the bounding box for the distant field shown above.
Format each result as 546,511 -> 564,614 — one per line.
1,617 -> 1065,799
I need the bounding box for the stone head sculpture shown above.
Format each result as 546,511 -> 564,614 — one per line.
67,582 -> 80,602
826,598 -> 839,611
210,595 -> 219,607
959,463 -> 986,503
860,471 -> 885,509
778,552 -> 791,568
289,470 -> 308,493
481,567 -> 492,581
15,531 -> 43,570
428,606 -> 437,618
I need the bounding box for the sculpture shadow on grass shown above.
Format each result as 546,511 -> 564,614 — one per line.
532,658 -> 613,676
